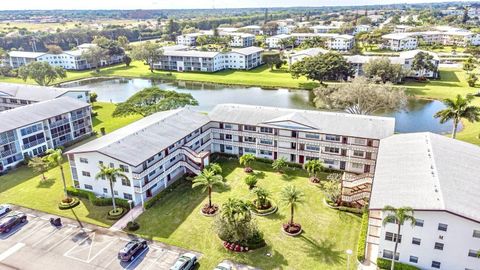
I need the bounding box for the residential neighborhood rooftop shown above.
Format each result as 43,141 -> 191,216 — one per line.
0,82 -> 89,102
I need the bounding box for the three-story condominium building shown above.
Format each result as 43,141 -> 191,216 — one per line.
0,83 -> 89,111
67,104 -> 395,206
366,132 -> 480,270
0,97 -> 92,173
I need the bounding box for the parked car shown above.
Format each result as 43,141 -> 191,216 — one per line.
170,253 -> 197,270
0,204 -> 11,216
214,262 -> 232,270
0,212 -> 26,233
117,239 -> 148,262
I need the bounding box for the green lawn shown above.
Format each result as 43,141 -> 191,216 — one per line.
0,102 -> 141,227
134,159 -> 360,270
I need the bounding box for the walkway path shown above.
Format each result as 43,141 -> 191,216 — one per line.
110,205 -> 144,231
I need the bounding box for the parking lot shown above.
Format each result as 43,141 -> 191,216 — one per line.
0,208 -> 198,270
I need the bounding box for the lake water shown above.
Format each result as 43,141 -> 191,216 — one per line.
63,77 -> 459,134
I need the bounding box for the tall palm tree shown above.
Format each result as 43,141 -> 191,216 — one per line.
434,94 -> 480,138
303,159 -> 324,182
280,185 -> 305,226
45,148 -> 68,197
382,206 -> 416,270
95,164 -> 128,212
192,168 -> 224,209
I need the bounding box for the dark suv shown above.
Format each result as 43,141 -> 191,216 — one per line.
118,239 -> 148,262
0,212 -> 27,233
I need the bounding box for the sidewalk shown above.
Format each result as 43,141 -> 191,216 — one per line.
110,205 -> 144,231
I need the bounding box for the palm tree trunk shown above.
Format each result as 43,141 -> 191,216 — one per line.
391,224 -> 401,270
208,186 -> 212,208
59,164 -> 68,198
290,205 -> 294,225
109,178 -> 117,211
451,118 -> 458,139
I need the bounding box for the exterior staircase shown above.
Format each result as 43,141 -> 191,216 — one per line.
341,173 -> 373,207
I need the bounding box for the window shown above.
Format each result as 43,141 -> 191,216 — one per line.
434,242 -> 444,250
114,190 -> 118,196
79,158 -> 88,164
325,134 -> 340,141
353,150 -> 364,157
123,193 -> 133,200
224,124 -> 232,129
351,163 -> 364,169
244,125 -> 256,131
305,133 -> 320,139
431,261 -> 441,269
305,144 -> 320,151
438,223 -> 448,232
473,230 -> 480,238
225,134 -> 233,140
260,127 -> 273,133
82,171 -> 91,177
382,250 -> 399,260
109,162 -> 114,168
385,232 -> 402,243
119,164 -> 129,173
225,145 -> 233,151
324,147 -> 340,154
415,219 -> 424,227
84,184 -> 93,190
412,237 -> 421,245
244,136 -> 256,143
259,150 -> 272,156
122,178 -> 131,187
468,249 -> 479,258
409,256 -> 418,263
260,139 -> 273,145
103,188 -> 108,193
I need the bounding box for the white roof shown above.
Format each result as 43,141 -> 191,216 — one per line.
162,45 -> 189,52
231,47 -> 263,55
382,33 -> 416,40
0,82 -> 89,102
268,34 -> 292,39
310,25 -> 338,30
67,108 -> 210,166
8,51 -> 45,58
162,50 -> 221,58
0,97 -> 90,133
209,104 -> 395,140
399,50 -> 439,60
345,55 -> 405,65
242,25 -> 261,29
290,48 -> 329,58
370,133 -> 480,223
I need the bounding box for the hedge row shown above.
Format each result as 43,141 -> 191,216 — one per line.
144,178 -> 184,209
357,211 -> 369,262
66,186 -> 130,208
377,258 -> 420,270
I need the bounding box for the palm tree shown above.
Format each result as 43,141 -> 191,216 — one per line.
205,163 -> 222,176
221,198 -> 251,223
382,206 -> 416,270
28,156 -> 49,182
239,153 -> 255,172
45,149 -> 68,197
434,94 -> 480,138
272,157 -> 288,173
303,159 -> 324,182
95,164 -> 128,212
280,185 -> 305,226
192,168 -> 224,210
252,187 -> 271,209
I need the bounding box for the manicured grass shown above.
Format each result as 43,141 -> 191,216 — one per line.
0,102 -> 140,227
134,159 -> 361,269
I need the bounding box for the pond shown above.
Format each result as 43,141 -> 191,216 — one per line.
63,77 -> 460,134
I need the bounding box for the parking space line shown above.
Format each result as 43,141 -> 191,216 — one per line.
64,232 -> 117,264
31,227 -> 64,247
142,250 -> 168,270
45,227 -> 78,252
16,219 -> 50,242
0,243 -> 25,261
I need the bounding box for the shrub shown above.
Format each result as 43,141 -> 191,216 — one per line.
107,207 -> 126,220
244,175 -> 258,189
66,186 -> 130,208
126,221 -> 140,231
377,258 -> 420,270
357,212 -> 369,262
58,197 -> 80,210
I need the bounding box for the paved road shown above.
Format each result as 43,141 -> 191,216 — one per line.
0,206 -> 198,270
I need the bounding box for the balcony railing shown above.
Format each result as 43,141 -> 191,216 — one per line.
49,118 -> 70,128
22,138 -> 46,150
0,149 -> 17,158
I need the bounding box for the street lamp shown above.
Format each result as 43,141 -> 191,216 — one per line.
346,249 -> 353,270
128,200 -> 134,224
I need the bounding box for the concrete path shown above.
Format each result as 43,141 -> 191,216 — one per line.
110,205 -> 144,231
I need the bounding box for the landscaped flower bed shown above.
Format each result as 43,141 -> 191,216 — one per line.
201,203 -> 219,216
251,199 -> 277,216
282,223 -> 302,236
309,177 -> 320,184
244,167 -> 253,173
223,241 -> 250,252
107,207 -> 126,220
58,197 -> 80,210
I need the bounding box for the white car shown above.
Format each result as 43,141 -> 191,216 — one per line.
0,204 -> 11,216
214,262 -> 232,270
170,252 -> 197,270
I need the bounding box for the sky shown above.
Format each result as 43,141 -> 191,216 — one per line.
0,0 -> 472,10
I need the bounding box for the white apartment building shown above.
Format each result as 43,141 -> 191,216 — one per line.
288,48 -> 329,65
8,43 -> 124,70
366,132 -> 480,270
152,46 -> 263,72
266,33 -> 354,51
240,25 -> 263,35
0,83 -> 89,111
394,25 -> 414,33
381,33 -> 418,51
67,104 -> 395,206
310,25 -> 339,34
353,25 -> 372,34
0,97 -> 92,173
176,31 -> 255,47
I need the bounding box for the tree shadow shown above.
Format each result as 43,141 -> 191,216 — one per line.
299,235 -> 345,265
253,171 -> 266,180
36,177 -> 56,188
261,210 -> 286,221
281,173 -> 296,181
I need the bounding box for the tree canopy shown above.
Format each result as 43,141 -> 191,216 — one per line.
363,57 -> 408,84
130,42 -> 163,72
313,77 -> 408,115
411,51 -> 436,77
261,52 -> 283,71
290,52 -> 353,83
112,86 -> 198,117
81,46 -> 109,72
18,62 -> 67,86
